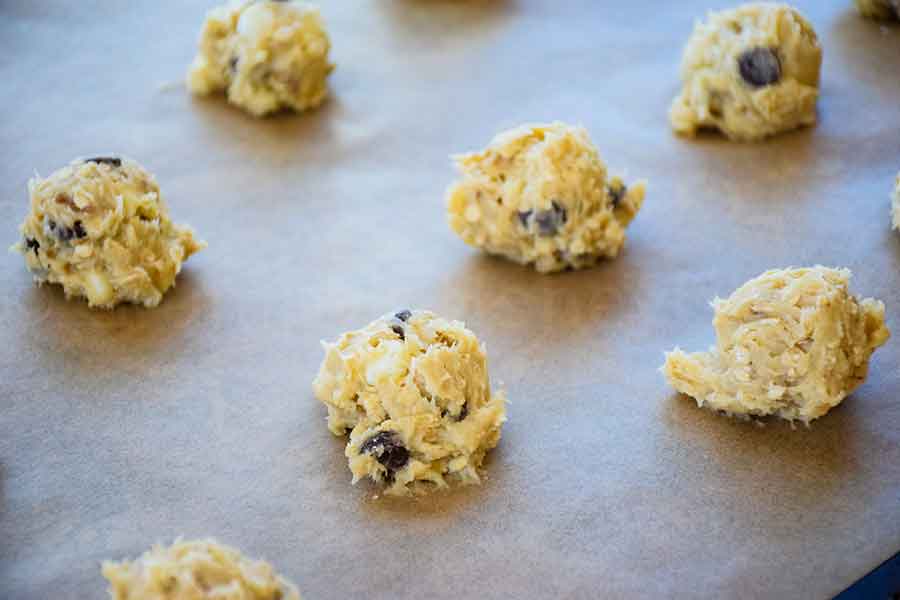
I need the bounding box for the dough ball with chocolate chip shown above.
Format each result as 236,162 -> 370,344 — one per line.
670,3 -> 822,141
12,157 -> 205,309
187,0 -> 334,117
446,122 -> 646,273
312,310 -> 507,495
856,0 -> 900,19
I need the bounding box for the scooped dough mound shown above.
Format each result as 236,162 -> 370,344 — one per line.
670,3 -> 822,141
313,309 -> 507,495
856,0 -> 900,19
101,538 -> 301,600
12,157 -> 205,309
446,122 -> 646,273
187,0 -> 334,117
663,267 -> 889,423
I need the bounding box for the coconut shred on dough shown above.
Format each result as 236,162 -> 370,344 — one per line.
313,310 -> 507,495
446,122 -> 646,273
11,157 -> 204,309
856,0 -> 900,18
102,538 -> 301,600
188,0 -> 334,117
663,267 -> 889,423
670,3 -> 822,141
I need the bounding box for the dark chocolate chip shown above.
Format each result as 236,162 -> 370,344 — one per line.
608,183 -> 626,208
534,201 -> 567,237
360,431 -> 410,474
391,324 -> 405,340
25,238 -> 40,256
228,56 -> 238,74
73,221 -> 87,239
517,210 -> 533,228
84,157 -> 122,167
738,47 -> 781,88
457,402 -> 469,422
394,309 -> 412,322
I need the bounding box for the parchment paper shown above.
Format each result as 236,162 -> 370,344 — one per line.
1,1 -> 899,598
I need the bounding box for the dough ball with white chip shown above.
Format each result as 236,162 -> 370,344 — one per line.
102,538 -> 301,600
188,0 -> 334,117
663,267 -> 889,423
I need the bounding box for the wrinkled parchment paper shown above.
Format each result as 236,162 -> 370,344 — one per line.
1,1 -> 899,598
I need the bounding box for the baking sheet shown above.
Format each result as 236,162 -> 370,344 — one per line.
1,1 -> 899,598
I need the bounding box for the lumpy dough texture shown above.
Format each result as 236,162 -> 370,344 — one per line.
446,122 -> 646,273
102,539 -> 301,600
663,267 -> 890,423
313,310 -> 507,495
670,3 -> 822,141
188,0 -> 333,117
856,0 -> 900,18
892,172 -> 900,230
12,157 -> 204,309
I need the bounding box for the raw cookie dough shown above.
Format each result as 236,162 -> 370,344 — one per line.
856,0 -> 900,19
663,267 -> 889,423
670,3 -> 822,141
187,0 -> 333,117
892,172 -> 900,230
446,122 -> 646,273
313,310 -> 507,495
102,538 -> 301,600
11,157 -> 205,309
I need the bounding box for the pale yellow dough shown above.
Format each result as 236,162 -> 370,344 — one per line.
856,0 -> 900,19
313,310 -> 507,495
188,0 -> 333,117
891,172 -> 900,230
102,539 -> 301,600
446,122 -> 646,273
663,267 -> 889,423
670,3 -> 822,141
11,157 -> 204,309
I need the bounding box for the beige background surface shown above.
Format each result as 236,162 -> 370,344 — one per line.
1,1 -> 899,598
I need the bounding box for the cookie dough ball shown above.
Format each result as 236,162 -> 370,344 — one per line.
313,310 -> 507,495
11,157 -> 205,309
446,122 -> 646,273
188,0 -> 334,117
663,267 -> 890,423
102,538 -> 301,600
892,172 -> 900,230
856,0 -> 900,19
670,3 -> 822,141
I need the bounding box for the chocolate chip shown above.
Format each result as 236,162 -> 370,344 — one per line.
48,220 -> 86,242
391,324 -> 405,340
360,431 -> 409,474
25,238 -> 40,256
738,47 -> 781,88
394,309 -> 412,322
228,56 -> 238,74
534,201 -> 567,237
84,157 -> 122,167
608,183 -> 626,208
517,210 -> 533,228
457,402 -> 469,421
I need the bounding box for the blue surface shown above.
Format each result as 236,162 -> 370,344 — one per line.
836,551 -> 900,599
